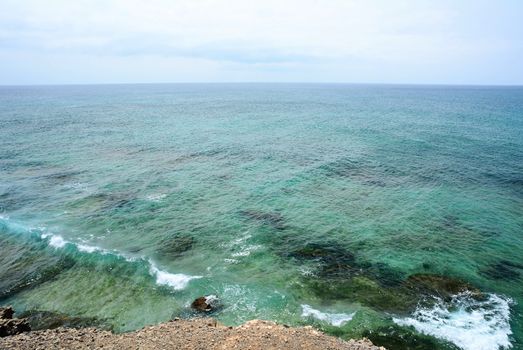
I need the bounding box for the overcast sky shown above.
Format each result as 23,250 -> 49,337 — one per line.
0,0 -> 522,85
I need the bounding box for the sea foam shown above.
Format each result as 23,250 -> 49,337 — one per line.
301,304 -> 355,326
1,216 -> 200,292
47,234 -> 67,248
41,232 -> 107,254
393,292 -> 513,350
145,193 -> 167,202
149,261 -> 202,290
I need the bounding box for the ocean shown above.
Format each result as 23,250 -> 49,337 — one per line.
0,83 -> 522,350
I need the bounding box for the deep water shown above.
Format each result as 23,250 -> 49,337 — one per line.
1,84 -> 522,350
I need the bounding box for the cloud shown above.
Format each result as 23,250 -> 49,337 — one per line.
0,0 -> 463,62
0,0 -> 521,84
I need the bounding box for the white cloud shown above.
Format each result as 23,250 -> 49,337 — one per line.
0,0 -> 521,84
0,1 -> 463,61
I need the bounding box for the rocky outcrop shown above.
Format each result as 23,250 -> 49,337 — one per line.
0,318 -> 385,349
0,307 -> 14,320
191,295 -> 220,312
0,307 -> 31,337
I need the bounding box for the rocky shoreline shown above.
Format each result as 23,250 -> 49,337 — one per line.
0,307 -> 384,350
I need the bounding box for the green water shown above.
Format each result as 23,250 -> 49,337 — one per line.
1,84 -> 522,349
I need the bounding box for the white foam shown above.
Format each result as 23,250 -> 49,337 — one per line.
65,182 -> 89,191
40,232 -> 129,259
221,231 -> 251,248
47,234 -> 67,248
298,266 -> 315,276
76,243 -> 110,254
231,244 -> 262,258
301,304 -> 355,327
145,193 -> 167,202
76,244 -> 98,253
149,262 -> 201,290
393,293 -> 513,350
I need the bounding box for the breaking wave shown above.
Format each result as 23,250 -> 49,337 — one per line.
393,292 -> 513,350
301,304 -> 355,327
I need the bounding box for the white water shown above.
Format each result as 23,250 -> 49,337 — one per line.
393,292 -> 513,350
44,233 -> 203,291
149,261 -> 202,290
301,304 -> 355,327
145,193 -> 167,202
1,215 -> 202,292
41,232 -> 108,255
45,234 -> 67,248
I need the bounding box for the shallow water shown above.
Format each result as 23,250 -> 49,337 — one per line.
1,84 -> 522,349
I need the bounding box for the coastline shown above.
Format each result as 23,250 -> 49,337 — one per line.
0,317 -> 384,350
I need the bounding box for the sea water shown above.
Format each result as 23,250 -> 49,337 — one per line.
0,84 -> 522,349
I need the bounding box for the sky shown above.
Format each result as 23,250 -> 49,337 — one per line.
0,0 -> 522,85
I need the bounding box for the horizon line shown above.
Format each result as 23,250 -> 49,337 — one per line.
1,81 -> 523,88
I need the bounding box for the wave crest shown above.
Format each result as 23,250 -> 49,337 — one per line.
301,304 -> 355,326
393,292 -> 513,350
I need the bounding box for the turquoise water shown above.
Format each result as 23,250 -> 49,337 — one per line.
0,84 -> 522,350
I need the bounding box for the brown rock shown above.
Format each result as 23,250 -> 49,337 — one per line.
191,295 -> 219,312
0,318 -> 31,337
0,307 -> 14,320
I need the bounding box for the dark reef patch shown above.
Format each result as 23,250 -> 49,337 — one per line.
19,310 -> 111,331
156,234 -> 194,258
318,157 -> 363,178
268,229 -> 419,311
240,210 -> 286,230
0,251 -> 75,301
363,324 -> 460,350
0,231 -> 77,301
306,276 -> 418,313
316,157 -> 407,187
167,147 -> 231,166
439,215 -> 461,230
366,262 -> 406,287
74,192 -> 137,216
403,274 -> 480,299
480,260 -> 523,281
37,170 -> 86,183
0,187 -> 38,212
285,242 -> 358,278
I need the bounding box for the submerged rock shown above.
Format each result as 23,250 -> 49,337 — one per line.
19,310 -> 110,331
366,262 -> 405,287
0,254 -> 76,300
307,276 -> 418,313
191,295 -> 220,313
480,260 -> 522,281
288,242 -> 358,278
362,324 -> 459,350
240,210 -> 286,230
404,274 -> 480,299
157,234 -> 194,257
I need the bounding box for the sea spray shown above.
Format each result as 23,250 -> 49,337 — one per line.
393,292 -> 513,350
301,304 -> 355,327
148,261 -> 202,290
